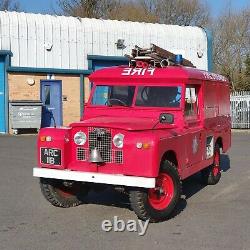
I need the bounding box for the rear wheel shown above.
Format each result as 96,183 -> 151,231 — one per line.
129,160 -> 181,222
40,178 -> 89,208
201,144 -> 221,185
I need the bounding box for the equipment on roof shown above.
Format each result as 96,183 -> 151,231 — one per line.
126,44 -> 195,68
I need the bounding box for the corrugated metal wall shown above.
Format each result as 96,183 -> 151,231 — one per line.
0,11 -> 209,70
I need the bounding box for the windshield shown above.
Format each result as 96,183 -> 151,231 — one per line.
136,86 -> 182,107
92,85 -> 135,106
91,85 -> 182,108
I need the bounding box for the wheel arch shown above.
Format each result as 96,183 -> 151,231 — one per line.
215,136 -> 223,150
160,150 -> 178,170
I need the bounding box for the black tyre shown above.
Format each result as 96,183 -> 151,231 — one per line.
201,144 -> 221,185
129,160 -> 181,222
40,178 -> 89,208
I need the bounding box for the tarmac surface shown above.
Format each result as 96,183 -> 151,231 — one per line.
0,133 -> 249,250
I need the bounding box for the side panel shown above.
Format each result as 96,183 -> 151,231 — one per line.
203,81 -> 219,130
158,134 -> 187,178
204,81 -> 231,153
217,83 -> 231,152
182,83 -> 206,177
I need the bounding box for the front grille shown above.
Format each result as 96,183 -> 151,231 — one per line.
77,148 -> 88,161
88,127 -> 112,163
114,150 -> 123,164
76,127 -> 123,164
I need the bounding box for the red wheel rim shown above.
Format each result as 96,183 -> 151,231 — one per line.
213,150 -> 220,176
148,173 -> 174,210
55,183 -> 79,198
56,187 -> 74,198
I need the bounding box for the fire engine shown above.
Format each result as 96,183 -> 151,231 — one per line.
33,44 -> 231,222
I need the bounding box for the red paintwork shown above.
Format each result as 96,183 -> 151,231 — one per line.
37,65 -> 231,181
213,150 -> 220,176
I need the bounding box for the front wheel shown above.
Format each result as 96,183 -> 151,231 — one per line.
129,160 -> 181,222
40,178 -> 89,208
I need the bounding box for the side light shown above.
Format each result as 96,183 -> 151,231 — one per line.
136,142 -> 151,149
142,143 -> 151,149
40,136 -> 46,142
46,136 -> 52,142
40,136 -> 52,142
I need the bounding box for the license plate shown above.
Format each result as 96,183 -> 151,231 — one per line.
41,148 -> 61,165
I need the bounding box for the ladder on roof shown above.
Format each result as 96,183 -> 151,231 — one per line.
126,44 -> 195,68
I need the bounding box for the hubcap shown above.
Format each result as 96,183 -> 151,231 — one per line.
148,173 -> 174,210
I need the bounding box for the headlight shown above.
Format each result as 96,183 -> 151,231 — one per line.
74,132 -> 87,145
113,133 -> 124,148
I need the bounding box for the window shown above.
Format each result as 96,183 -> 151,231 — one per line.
92,85 -> 135,106
185,86 -> 198,117
44,85 -> 50,105
135,86 -> 182,107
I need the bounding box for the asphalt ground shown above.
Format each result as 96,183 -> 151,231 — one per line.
0,133 -> 249,250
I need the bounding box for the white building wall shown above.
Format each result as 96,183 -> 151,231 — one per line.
0,11 -> 209,70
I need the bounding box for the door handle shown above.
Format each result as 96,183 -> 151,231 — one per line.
47,107 -> 55,110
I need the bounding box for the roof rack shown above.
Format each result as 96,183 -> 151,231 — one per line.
126,44 -> 195,68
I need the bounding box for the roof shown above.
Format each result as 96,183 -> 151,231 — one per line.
89,66 -> 229,84
0,11 -> 209,70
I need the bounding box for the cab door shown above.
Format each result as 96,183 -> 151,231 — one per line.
184,84 -> 204,167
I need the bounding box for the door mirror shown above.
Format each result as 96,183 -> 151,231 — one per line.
159,113 -> 174,124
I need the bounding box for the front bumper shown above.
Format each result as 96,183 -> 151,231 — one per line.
33,168 -> 156,188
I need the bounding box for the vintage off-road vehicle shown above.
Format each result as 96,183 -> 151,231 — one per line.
33,45 -> 231,222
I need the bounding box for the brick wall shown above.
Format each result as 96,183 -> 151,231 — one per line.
8,73 -> 81,129
84,77 -> 91,102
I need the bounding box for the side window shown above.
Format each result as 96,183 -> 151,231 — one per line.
44,85 -> 51,105
185,86 -> 198,117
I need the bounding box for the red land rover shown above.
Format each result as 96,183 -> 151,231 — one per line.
33,47 -> 231,222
